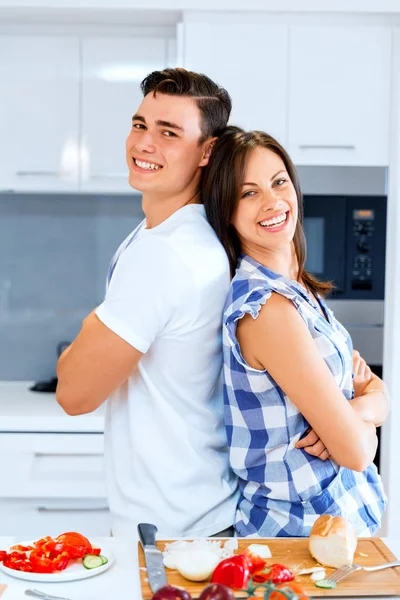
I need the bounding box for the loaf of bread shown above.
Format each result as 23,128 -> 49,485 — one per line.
309,515 -> 357,568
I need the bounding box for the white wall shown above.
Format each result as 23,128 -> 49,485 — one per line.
380,27 -> 400,538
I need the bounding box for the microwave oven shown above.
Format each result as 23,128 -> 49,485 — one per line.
302,194 -> 387,300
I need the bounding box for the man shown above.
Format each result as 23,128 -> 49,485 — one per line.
56,68 -> 239,538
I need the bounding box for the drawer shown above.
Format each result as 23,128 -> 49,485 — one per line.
0,433 -> 106,498
0,498 -> 111,538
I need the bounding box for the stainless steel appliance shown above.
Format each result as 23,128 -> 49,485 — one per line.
303,194 -> 387,470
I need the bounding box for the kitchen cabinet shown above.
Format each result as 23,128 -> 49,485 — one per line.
0,36 -> 80,193
287,25 -> 392,166
80,36 -> 167,193
182,21 -> 289,145
0,432 -> 110,537
0,34 -> 167,193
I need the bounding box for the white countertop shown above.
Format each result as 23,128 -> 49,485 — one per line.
0,382 -> 104,433
0,536 -> 399,600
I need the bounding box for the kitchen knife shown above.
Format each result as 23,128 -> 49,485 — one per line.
138,522 -> 167,593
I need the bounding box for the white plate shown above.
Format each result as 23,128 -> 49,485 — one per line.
0,540 -> 114,582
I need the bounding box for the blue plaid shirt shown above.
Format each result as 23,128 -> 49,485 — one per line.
223,254 -> 387,537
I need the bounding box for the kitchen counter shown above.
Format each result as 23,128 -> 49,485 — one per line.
0,382 -> 104,433
0,536 -> 399,600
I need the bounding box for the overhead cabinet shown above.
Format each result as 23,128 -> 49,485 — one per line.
182,21 -> 289,146
287,25 -> 392,167
0,34 -> 167,193
182,16 -> 391,167
0,36 -> 80,193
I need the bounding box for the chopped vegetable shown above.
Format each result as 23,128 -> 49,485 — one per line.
310,569 -> 326,582
83,554 -> 105,570
243,545 -> 269,574
55,532 -> 92,559
0,532 -> 103,574
175,550 -> 219,582
314,579 -> 337,589
296,567 -> 325,576
253,563 -> 294,584
163,539 -> 237,570
210,554 -> 251,589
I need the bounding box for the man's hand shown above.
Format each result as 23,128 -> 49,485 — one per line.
295,428 -> 330,460
352,349 -> 373,397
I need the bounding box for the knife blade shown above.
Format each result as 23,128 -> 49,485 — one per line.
138,522 -> 167,593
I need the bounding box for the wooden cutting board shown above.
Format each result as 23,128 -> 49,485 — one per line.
138,538 -> 400,598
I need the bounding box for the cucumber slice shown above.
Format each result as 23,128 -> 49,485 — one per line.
83,554 -> 106,570
314,579 -> 337,589
99,555 -> 109,566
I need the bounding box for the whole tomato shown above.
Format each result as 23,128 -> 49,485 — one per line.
151,585 -> 192,600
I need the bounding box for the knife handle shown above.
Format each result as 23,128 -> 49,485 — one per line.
138,523 -> 158,548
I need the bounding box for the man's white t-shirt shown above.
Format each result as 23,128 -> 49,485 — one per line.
96,204 -> 239,538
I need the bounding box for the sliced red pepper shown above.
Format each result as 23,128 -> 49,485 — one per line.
91,547 -> 102,556
55,532 -> 92,559
3,557 -> 33,572
242,547 -> 267,574
211,554 -> 251,590
29,552 -> 58,574
0,551 -> 7,562
9,544 -> 34,552
253,563 -> 294,584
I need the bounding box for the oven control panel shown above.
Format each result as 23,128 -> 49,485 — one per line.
352,209 -> 375,290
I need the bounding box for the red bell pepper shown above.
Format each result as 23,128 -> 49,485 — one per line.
253,563 -> 294,584
211,554 -> 251,589
0,551 -> 7,562
242,547 -> 267,574
55,532 -> 92,559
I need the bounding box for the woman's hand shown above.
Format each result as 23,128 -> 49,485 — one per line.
295,428 -> 330,460
352,349 -> 373,397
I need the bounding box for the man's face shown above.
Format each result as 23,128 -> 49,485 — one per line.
126,93 -> 211,196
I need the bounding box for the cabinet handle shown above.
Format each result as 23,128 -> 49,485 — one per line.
16,170 -> 60,177
34,453 -> 102,458
90,172 -> 127,179
37,506 -> 108,512
298,144 -> 356,150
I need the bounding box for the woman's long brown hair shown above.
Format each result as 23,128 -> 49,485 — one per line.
202,126 -> 333,298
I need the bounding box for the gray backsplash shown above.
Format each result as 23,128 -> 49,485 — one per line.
0,166 -> 387,381
0,193 -> 144,381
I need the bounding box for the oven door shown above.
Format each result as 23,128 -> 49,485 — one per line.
303,195 -> 347,297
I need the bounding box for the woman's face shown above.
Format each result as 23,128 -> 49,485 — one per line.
231,146 -> 298,256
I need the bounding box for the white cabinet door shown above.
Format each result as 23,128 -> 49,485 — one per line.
288,26 -> 391,166
0,433 -> 106,499
183,22 -> 288,145
81,37 -> 167,193
0,499 -> 111,538
0,36 -> 80,192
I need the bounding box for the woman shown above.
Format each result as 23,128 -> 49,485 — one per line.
202,127 -> 389,537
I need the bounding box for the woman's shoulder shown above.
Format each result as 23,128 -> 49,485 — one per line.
224,256 -> 303,324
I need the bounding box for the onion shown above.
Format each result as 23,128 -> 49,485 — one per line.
247,543 -> 272,559
175,550 -> 220,582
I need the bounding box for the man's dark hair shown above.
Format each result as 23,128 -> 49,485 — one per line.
140,67 -> 232,142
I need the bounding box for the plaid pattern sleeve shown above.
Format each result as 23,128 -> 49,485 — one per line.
223,254 -> 387,537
